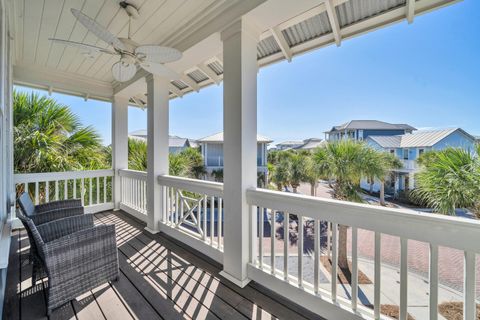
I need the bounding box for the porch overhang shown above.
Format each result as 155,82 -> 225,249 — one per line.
10,0 -> 460,103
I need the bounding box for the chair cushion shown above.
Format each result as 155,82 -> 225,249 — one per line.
18,192 -> 36,217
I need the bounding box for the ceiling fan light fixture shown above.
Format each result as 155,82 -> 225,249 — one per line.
112,61 -> 137,82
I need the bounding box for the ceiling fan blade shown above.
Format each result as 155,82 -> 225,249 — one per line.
71,9 -> 127,51
112,61 -> 137,82
135,45 -> 182,64
49,38 -> 118,56
139,62 -> 180,80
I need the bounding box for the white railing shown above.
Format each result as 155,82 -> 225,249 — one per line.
119,169 -> 147,221
158,175 -> 224,263
247,188 -> 480,320
401,159 -> 417,170
14,169 -> 114,214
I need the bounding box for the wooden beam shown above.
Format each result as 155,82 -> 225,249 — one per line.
270,27 -> 292,62
197,64 -> 221,85
324,0 -> 342,47
406,0 -> 415,24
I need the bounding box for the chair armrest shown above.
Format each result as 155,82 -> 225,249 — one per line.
44,225 -> 117,271
37,214 -> 94,243
31,207 -> 84,225
35,199 -> 82,213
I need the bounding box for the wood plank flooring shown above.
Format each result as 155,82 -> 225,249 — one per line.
3,210 -> 323,320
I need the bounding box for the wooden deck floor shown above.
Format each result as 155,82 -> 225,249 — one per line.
3,210 -> 323,320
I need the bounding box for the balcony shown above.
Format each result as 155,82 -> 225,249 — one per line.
4,209 -> 318,320
0,0 -> 477,319
6,169 -> 480,320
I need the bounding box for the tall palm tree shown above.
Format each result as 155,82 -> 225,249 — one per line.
289,153 -> 309,193
412,147 -> 480,215
169,153 -> 190,177
14,91 -> 107,173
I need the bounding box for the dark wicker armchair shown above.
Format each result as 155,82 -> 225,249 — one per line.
17,192 -> 85,283
24,214 -> 119,315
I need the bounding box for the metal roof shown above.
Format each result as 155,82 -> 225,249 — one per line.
129,131 -> 193,148
257,36 -> 281,59
197,132 -> 272,143
367,128 -> 476,148
294,139 -> 326,150
281,12 -> 332,47
336,0 -> 407,28
327,120 -> 416,133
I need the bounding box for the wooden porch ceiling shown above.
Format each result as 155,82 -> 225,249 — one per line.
2,211 -> 322,320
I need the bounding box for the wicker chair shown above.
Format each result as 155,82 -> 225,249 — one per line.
23,214 -> 119,315
17,192 -> 85,283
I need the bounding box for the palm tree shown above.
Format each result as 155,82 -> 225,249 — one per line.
128,137 -> 148,171
179,147 -> 206,179
270,158 -> 291,191
378,152 -> 403,205
412,147 -> 480,215
289,153 -> 309,193
14,91 -> 107,173
169,153 -> 190,176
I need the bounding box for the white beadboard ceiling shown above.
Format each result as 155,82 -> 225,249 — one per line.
11,0 -> 460,102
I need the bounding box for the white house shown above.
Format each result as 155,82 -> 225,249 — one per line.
197,132 -> 271,180
129,129 -> 196,154
364,128 -> 477,194
274,140 -> 304,150
325,120 -> 416,142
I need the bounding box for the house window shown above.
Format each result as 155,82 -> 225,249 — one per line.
390,149 -> 395,154
419,149 -> 424,156
403,149 -> 409,160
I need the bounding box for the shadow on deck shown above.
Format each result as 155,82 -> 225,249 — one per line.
2,210 -> 323,320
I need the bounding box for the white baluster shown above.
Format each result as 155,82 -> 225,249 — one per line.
429,244 -> 438,320
210,196 -> 214,245
298,215 -> 303,288
89,178 -> 92,206
96,177 -> 100,204
203,195 -> 207,241
55,180 -> 59,200
271,210 -> 276,275
374,232 -> 381,319
464,251 -> 476,320
284,212 -> 289,281
331,223 -> 338,302
351,227 -> 358,311
314,219 -> 320,294
218,197 -> 222,249
45,181 -> 49,202
259,207 -> 264,269
400,238 -> 408,320
35,182 -> 39,205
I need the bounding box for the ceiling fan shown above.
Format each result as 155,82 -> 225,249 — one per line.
49,1 -> 182,82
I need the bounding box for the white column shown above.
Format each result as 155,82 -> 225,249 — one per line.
220,18 -> 260,287
145,74 -> 169,233
111,95 -> 129,210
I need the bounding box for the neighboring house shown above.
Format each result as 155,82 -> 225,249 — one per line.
129,130 -> 195,154
325,120 -> 416,142
475,135 -> 480,143
197,132 -> 272,181
364,128 -> 477,194
274,140 -> 304,150
293,138 -> 324,150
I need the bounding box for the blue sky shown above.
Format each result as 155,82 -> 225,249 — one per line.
16,0 -> 480,146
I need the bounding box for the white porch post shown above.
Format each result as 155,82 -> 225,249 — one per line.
111,95 -> 129,210
145,74 -> 169,233
220,18 -> 260,287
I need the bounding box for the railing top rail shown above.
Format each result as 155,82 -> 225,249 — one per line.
158,175 -> 223,197
247,188 -> 480,253
118,169 -> 147,180
14,169 -> 114,183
